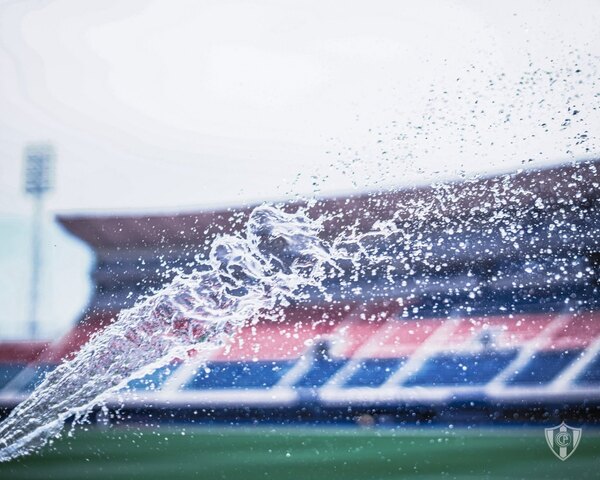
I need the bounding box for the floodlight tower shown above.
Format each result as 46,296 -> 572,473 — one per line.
24,143 -> 54,339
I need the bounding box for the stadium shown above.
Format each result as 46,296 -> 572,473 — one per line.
1,160 -> 600,478
2,1 -> 600,478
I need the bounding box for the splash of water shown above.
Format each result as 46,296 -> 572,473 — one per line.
0,205 -> 343,462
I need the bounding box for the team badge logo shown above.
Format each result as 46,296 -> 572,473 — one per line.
544,422 -> 582,461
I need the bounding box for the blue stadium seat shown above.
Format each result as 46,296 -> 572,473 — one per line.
128,362 -> 180,391
403,351 -> 517,386
185,361 -> 294,390
345,358 -> 404,387
0,364 -> 26,390
575,353 -> 600,385
294,358 -> 347,388
507,350 -> 583,386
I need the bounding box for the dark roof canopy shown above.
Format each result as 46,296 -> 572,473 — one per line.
58,160 -> 600,252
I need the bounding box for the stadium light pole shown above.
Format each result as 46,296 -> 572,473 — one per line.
24,143 -> 54,339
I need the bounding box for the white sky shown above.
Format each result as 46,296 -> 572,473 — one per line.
0,0 -> 599,339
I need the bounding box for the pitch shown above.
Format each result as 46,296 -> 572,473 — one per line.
0,425 -> 598,479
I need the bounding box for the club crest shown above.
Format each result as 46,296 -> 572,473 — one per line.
544,422 -> 582,461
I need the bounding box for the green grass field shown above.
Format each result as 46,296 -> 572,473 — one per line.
1,426 -> 599,479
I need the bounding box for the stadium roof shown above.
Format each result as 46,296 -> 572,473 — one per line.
58,160 -> 600,252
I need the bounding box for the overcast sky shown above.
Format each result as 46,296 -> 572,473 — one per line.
1,0 -> 599,339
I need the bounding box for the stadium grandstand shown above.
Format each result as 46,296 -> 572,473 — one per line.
1,160 -> 600,425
